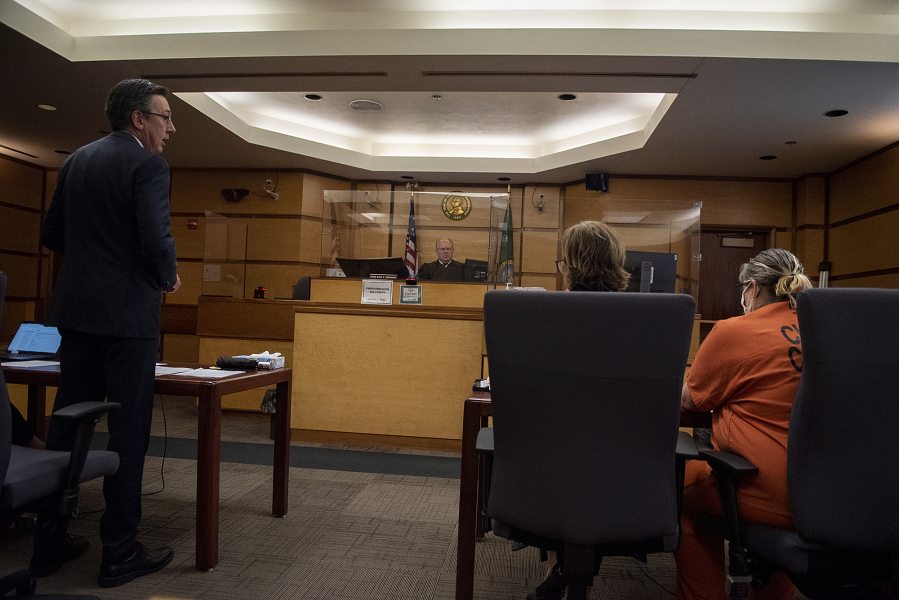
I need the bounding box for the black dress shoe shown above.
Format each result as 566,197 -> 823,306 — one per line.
29,534 -> 89,578
98,542 -> 173,588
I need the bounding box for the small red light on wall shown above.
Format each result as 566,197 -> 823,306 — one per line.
187,218 -> 198,230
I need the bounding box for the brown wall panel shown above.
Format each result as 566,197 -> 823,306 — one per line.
795,175 -> 826,225
521,186 -> 562,230
830,145 -> 899,223
521,230 -> 559,274
829,211 -> 899,277
162,333 -> 200,363
170,213 -> 207,260
0,207 -> 42,253
245,263 -> 308,299
303,173 -> 350,218
794,229 -> 825,273
832,273 -> 899,288
171,170 -> 305,215
564,179 -> 792,228
171,261 -> 204,305
246,218 -> 303,261
299,219 -> 323,264
0,158 -> 44,211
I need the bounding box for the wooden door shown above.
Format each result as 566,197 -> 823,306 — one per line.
698,231 -> 770,322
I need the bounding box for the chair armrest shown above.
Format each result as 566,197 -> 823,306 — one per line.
52,401 -> 120,422
697,448 -> 759,581
699,449 -> 759,476
475,427 -> 494,454
676,430 -> 699,460
51,402 -> 120,517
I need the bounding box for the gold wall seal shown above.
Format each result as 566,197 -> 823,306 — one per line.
442,193 -> 472,221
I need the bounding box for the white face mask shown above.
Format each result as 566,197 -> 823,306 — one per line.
740,282 -> 753,314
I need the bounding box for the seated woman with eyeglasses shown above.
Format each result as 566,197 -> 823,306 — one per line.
675,248 -> 812,600
527,220 -> 630,600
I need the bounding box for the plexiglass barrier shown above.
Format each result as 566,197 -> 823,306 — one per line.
322,190 -> 511,284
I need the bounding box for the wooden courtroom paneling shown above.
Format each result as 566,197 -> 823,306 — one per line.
169,213 -> 206,260
829,145 -> 899,223
293,307 -> 483,439
196,297 -> 300,340
245,264 -> 309,300
161,333 -> 200,363
564,179 -> 793,229
303,173 -> 350,218
829,211 -> 899,277
161,303 -> 198,335
520,230 -> 559,275
520,186 -> 562,229
246,218 -> 303,262
832,273 -> 899,288
0,157 -> 44,211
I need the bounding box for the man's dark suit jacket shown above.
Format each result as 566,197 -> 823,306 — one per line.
42,131 -> 178,339
417,259 -> 464,281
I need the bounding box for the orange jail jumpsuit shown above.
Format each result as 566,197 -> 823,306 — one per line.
675,301 -> 802,600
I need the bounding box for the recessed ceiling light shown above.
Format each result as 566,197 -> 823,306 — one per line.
497,177 -> 511,181
759,155 -> 778,160
37,104 -> 57,111
350,99 -> 383,111
54,150 -> 70,154
432,95 -> 442,101
401,175 -> 415,179
558,94 -> 577,101
304,94 -> 322,101
785,141 -> 797,146
824,109 -> 848,117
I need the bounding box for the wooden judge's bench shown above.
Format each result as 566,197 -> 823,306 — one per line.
197,278 -> 701,452
197,278 -> 489,451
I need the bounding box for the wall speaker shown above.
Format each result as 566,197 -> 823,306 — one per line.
585,173 -> 609,192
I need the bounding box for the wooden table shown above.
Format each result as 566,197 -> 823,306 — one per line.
2,362 -> 292,571
455,393 -> 712,600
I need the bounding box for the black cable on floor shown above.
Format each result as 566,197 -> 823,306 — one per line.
142,394 -> 167,496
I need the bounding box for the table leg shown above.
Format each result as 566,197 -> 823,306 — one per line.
272,378 -> 290,517
26,384 -> 48,441
456,400 -> 480,600
195,382 -> 221,571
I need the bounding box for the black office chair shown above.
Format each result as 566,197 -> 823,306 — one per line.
1,271 -> 119,599
698,287 -> 899,600
292,276 -> 311,300
480,290 -> 697,599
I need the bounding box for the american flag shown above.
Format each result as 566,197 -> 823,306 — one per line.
404,197 -> 418,278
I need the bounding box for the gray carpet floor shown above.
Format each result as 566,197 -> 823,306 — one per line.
1,395 -> 682,599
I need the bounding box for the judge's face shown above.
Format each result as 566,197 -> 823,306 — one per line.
436,240 -> 454,263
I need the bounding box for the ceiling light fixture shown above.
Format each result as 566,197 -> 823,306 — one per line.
304,94 -> 322,101
558,94 -> 577,101
497,177 -> 510,181
760,155 -> 777,160
54,150 -> 70,154
37,104 -> 57,111
824,110 -> 848,117
350,99 -> 383,111
432,95 -> 442,101
401,175 -> 415,179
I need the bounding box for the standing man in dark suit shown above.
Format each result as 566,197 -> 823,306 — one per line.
417,237 -> 465,281
33,79 -> 180,588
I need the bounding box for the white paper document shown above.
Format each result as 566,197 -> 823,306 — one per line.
154,366 -> 196,376
0,360 -> 59,367
167,368 -> 241,379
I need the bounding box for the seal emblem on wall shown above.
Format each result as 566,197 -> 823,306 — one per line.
442,192 -> 472,221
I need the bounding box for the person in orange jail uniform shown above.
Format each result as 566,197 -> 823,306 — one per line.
676,248 -> 812,600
